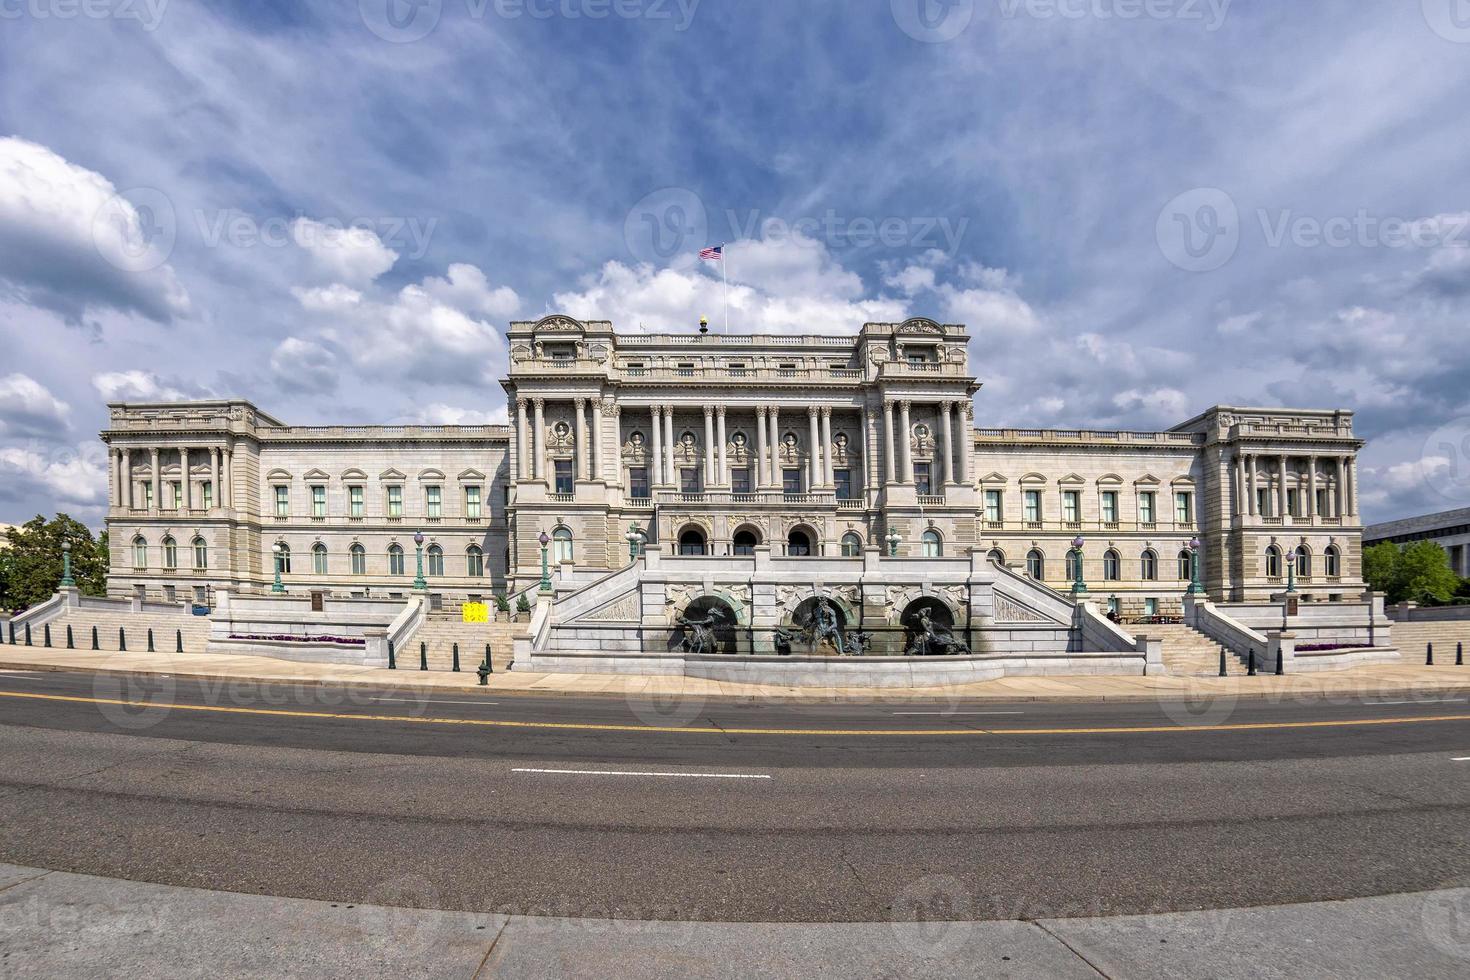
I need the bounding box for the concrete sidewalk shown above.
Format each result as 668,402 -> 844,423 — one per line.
0,861 -> 1464,978
2,644 -> 1470,703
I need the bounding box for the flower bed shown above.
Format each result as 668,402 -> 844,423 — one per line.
228,633 -> 365,647
1295,642 -> 1372,653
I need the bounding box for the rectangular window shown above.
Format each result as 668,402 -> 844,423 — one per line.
914,463 -> 932,496
1101,491 -> 1119,524
274,485 -> 289,518
465,486 -> 482,519
202,482 -> 213,509
387,485 -> 403,517
1062,490 -> 1080,523
554,460 -> 574,495
783,468 -> 803,495
1144,598 -> 1158,618
1316,488 -> 1330,516
171,482 -> 182,510
350,485 -> 364,517
1286,489 -> 1300,518
834,469 -> 852,500
985,490 -> 1003,522
311,485 -> 326,518
1175,491 -> 1193,523
1139,492 -> 1156,525
426,485 -> 442,518
1256,487 -> 1270,517
629,467 -> 650,499
143,483 -> 153,510
1024,490 -> 1041,523
680,468 -> 702,494
731,467 -> 751,494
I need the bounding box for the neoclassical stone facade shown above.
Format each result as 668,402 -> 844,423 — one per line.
101,316 -> 1367,610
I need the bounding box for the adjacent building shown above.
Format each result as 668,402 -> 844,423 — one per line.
1365,507 -> 1470,576
100,316 -> 1368,613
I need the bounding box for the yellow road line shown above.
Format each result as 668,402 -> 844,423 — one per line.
2,689 -> 1470,737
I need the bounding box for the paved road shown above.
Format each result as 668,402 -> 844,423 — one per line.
0,669 -> 1467,922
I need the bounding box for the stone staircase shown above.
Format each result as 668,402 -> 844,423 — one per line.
1388,620 -> 1469,664
393,614 -> 526,673
1144,622 -> 1231,677
7,608 -> 212,654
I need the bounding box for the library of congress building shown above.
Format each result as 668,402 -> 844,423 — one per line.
101,316 -> 1367,616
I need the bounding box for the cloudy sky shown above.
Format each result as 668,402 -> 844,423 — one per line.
2,0 -> 1470,529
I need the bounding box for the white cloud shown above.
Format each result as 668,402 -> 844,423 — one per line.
408,403 -> 509,426
91,371 -> 195,403
0,137 -> 190,325
421,263 -> 520,318
291,283 -> 362,312
0,444 -> 107,508
292,218 -> 398,287
0,373 -> 70,438
269,337 -> 338,394
1111,387 -> 1191,423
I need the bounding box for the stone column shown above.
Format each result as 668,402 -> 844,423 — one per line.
704,406 -> 716,488
650,406 -> 663,486
182,448 -> 193,511
939,402 -> 955,486
575,398 -> 589,482
1278,454 -> 1288,518
769,407 -> 781,488
211,448 -> 220,511
608,403 -> 621,484
150,447 -> 161,512
755,406 -> 769,489
515,399 -> 529,481
533,399 -> 546,482
591,398 -> 605,482
1335,456 -> 1346,518
883,401 -> 896,484
1347,458 -> 1358,518
1232,454 -> 1243,518
807,407 -> 820,490
820,407 -> 834,487
111,449 -> 121,509
716,406 -> 728,487
1307,455 -> 1318,519
1247,453 -> 1257,516
664,408 -> 676,486
222,446 -> 232,509
899,401 -> 914,485
959,402 -> 974,485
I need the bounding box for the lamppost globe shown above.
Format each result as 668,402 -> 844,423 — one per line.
539,531 -> 550,548
413,531 -> 425,547
61,540 -> 71,554
1190,537 -> 1202,552
1072,536 -> 1085,551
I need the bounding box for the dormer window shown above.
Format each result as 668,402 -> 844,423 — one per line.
545,343 -> 575,360
906,346 -> 937,364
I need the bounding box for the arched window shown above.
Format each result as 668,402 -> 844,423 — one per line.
1065,549 -> 1080,582
312,543 -> 328,575
841,532 -> 863,557
1141,549 -> 1158,581
192,537 -> 207,570
427,545 -> 444,577
467,545 -> 484,577
1265,545 -> 1282,578
1295,546 -> 1312,578
1325,545 -> 1341,578
132,536 -> 148,569
350,544 -> 366,575
1178,549 -> 1192,581
987,548 -> 1006,566
921,529 -> 942,557
552,528 -> 574,564
388,544 -> 405,576
677,528 -> 707,556
786,528 -> 813,557
274,543 -> 291,575
732,528 -> 759,556
162,536 -> 177,570
1027,549 -> 1045,580
1103,549 -> 1121,581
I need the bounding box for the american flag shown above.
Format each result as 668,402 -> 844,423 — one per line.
699,244 -> 723,261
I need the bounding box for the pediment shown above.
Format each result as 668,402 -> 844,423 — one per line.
1019,472 -> 1048,485
379,468 -> 407,481
457,468 -> 487,482
418,468 -> 447,482
341,468 -> 368,481
302,468 -> 330,481
1170,475 -> 1196,486
979,472 -> 1009,485
1056,473 -> 1086,486
1096,473 -> 1124,486
1133,474 -> 1162,486
265,468 -> 293,482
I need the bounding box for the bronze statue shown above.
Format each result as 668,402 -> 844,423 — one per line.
906,608 -> 970,657
676,606 -> 726,656
809,597 -> 846,655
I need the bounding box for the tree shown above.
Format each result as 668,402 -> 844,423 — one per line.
1362,539 -> 1460,605
0,515 -> 109,612
1362,542 -> 1399,599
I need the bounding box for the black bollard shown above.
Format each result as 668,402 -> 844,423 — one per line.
1218,648 -> 1227,677
6,620 -> 12,644
420,642 -> 428,671
387,639 -> 397,670
1427,642 -> 1434,666
1247,648 -> 1257,676
24,623 -> 31,646
485,643 -> 493,674
91,625 -> 99,650
147,628 -> 155,653
118,627 -> 126,652
43,623 -> 51,648
1458,642 -> 1465,667
176,629 -> 183,653
452,642 -> 460,673
1275,647 -> 1284,676
66,625 -> 74,650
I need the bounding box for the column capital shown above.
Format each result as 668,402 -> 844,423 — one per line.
756,405 -> 768,419
532,397 -> 545,409
715,404 -> 726,418
574,396 -> 586,409
820,405 -> 832,419
516,396 -> 528,410
899,399 -> 913,411
703,405 -> 715,419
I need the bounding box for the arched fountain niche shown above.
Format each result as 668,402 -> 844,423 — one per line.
900,596 -> 970,657
784,595 -> 851,656
670,594 -> 740,656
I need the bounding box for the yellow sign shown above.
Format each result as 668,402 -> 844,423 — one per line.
461,602 -> 489,624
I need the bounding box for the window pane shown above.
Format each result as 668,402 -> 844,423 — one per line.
681,468 -> 701,493
834,470 -> 852,500
427,486 -> 442,518
985,490 -> 1002,522
312,486 -> 326,517
388,486 -> 403,517
465,486 -> 481,519
1139,493 -> 1155,524
555,460 -> 574,494
630,468 -> 650,499
730,468 -> 750,494
350,486 -> 364,517
915,463 -> 932,496
783,469 -> 802,495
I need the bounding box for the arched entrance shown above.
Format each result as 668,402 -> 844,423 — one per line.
732,526 -> 761,556
671,595 -> 739,655
900,597 -> 969,657
678,527 -> 708,556
786,527 -> 814,557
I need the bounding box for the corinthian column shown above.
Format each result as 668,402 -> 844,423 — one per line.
899,401 -> 914,484
664,408 -> 676,486
150,447 -> 161,512
182,447 -> 193,511
575,398 -> 589,482
516,398 -> 529,481
755,406 -> 769,489
883,401 -> 896,485
820,407 -> 834,487
939,403 -> 954,486
959,401 -> 974,484
591,398 -> 605,481
650,406 -> 663,486
533,398 -> 546,482
769,406 -> 781,488
716,406 -> 728,487
704,406 -> 716,488
807,407 -> 821,490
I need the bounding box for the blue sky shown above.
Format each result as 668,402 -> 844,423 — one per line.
3,0 -> 1470,528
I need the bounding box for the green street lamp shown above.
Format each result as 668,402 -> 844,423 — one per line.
59,539 -> 75,589
1187,537 -> 1204,596
1285,549 -> 1297,594
271,542 -> 285,594
538,531 -> 552,593
1070,535 -> 1088,596
625,523 -> 644,562
412,530 -> 428,591
886,528 -> 902,557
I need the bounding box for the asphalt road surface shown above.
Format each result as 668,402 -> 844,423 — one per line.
0,669 -> 1467,922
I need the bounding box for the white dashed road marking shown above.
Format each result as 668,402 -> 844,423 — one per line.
513,768 -> 770,779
